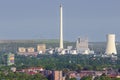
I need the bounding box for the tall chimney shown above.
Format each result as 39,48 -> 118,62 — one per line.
59,4 -> 63,49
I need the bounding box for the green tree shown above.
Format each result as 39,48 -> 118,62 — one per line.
113,78 -> 120,80
0,71 -> 48,80
69,78 -> 76,80
76,64 -> 82,72
80,76 -> 92,80
94,74 -> 112,80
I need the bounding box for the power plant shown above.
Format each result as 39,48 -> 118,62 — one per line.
105,34 -> 117,55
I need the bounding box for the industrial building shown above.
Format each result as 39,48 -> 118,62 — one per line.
27,47 -> 35,53
37,44 -> 46,54
17,44 -> 46,56
18,47 -> 26,53
76,37 -> 94,54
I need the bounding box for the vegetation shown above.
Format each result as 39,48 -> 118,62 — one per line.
0,39 -> 75,52
0,53 -> 119,71
69,78 -> 76,80
80,76 -> 92,80
0,71 -> 47,80
80,74 -> 120,80
94,74 -> 112,80
13,54 -> 120,70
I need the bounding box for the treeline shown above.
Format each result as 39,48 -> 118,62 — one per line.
0,71 -> 47,80
0,40 -> 75,53
80,74 -> 120,80
13,54 -> 120,71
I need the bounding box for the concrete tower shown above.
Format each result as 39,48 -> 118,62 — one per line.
59,4 -> 63,49
105,34 -> 117,55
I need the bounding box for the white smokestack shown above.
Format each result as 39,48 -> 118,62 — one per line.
59,4 -> 63,49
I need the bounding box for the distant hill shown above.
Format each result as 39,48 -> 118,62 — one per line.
0,39 -> 70,44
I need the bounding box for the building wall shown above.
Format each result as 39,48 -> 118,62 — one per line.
76,37 -> 90,54
37,44 -> 46,53
7,53 -> 14,66
27,47 -> 35,53
18,47 -> 26,53
76,37 -> 88,49
53,71 -> 63,80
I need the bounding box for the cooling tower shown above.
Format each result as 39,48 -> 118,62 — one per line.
105,34 -> 117,55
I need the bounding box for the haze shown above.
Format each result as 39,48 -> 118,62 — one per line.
0,0 -> 120,42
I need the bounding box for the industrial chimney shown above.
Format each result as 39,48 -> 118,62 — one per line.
59,4 -> 63,49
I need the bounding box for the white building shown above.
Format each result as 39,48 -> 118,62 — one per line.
76,37 -> 94,54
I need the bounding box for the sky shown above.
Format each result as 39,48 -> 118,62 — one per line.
0,0 -> 120,42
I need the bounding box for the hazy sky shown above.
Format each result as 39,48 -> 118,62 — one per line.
0,0 -> 120,42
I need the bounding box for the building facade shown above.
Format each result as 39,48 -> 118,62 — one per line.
18,47 -> 26,53
27,47 -> 35,53
37,44 -> 46,53
76,37 -> 90,54
53,71 -> 63,80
